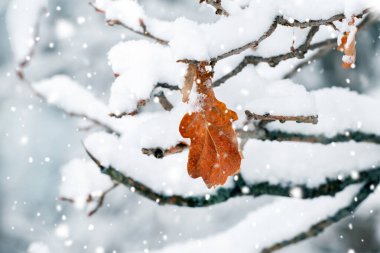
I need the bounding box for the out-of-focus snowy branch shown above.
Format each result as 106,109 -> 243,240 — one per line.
89,0 -> 168,45
199,0 -> 230,16
262,180 -> 380,253
10,0 -> 121,134
283,12 -> 377,78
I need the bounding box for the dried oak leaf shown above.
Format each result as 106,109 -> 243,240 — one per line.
338,17 -> 358,69
181,64 -> 196,102
179,62 -> 242,188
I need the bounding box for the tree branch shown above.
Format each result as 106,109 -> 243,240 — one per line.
237,129 -> 380,145
88,183 -> 119,216
142,142 -> 188,159
199,0 -> 229,16
283,13 -> 376,79
84,145 -> 380,208
183,9 -> 371,65
13,4 -> 119,135
261,179 -> 379,253
140,130 -> 380,160
89,1 -> 168,45
245,111 -> 318,124
283,47 -> 332,79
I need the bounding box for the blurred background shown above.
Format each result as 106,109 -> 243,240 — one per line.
0,1 -> 379,252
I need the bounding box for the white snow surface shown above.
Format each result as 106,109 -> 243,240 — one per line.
216,66 -> 316,117
83,132 -> 224,196
59,159 -> 113,208
149,185 -> 360,253
267,87 -> 380,137
102,0 -> 373,113
97,0 -> 373,60
241,140 -> 380,186
108,40 -> 187,114
6,0 -> 47,63
32,75 -> 127,133
82,131 -> 380,197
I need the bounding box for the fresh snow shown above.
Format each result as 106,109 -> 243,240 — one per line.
83,132 -> 224,196
59,159 -> 114,209
32,75 -> 127,133
149,185 -> 361,253
216,66 -> 317,118
6,0 -> 47,64
96,0 -> 374,60
241,140 -> 380,186
108,40 -> 186,114
266,87 -> 380,137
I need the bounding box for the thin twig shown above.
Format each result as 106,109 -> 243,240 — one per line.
142,142 -> 188,159
283,47 -> 332,79
89,1 -> 168,45
88,183 -> 119,216
245,111 -> 318,124
140,130 -> 380,160
14,4 -> 119,135
283,13 -> 376,79
107,19 -> 168,45
109,99 -> 148,118
183,9 -> 371,64
199,0 -> 229,16
154,91 -> 174,111
237,129 -> 380,145
213,36 -> 336,86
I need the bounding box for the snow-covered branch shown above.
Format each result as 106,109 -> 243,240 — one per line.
261,180 -> 379,253
8,0 -> 380,252
84,143 -> 380,208
90,0 -> 168,45
245,111 -> 318,124
184,8 -> 371,64
199,0 -> 230,16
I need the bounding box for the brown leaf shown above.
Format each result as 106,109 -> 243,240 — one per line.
338,18 -> 357,69
179,62 -> 242,188
181,64 -> 196,102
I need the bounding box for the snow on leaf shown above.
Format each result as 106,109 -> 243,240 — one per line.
338,17 -> 358,69
179,63 -> 242,188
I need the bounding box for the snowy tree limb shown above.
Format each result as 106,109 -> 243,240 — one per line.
185,9 -> 371,64
237,129 -> 380,145
152,13 -> 374,90
214,12 -> 377,87
85,145 -> 380,208
261,179 -> 379,253
283,12 -> 377,78
140,130 -> 380,161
